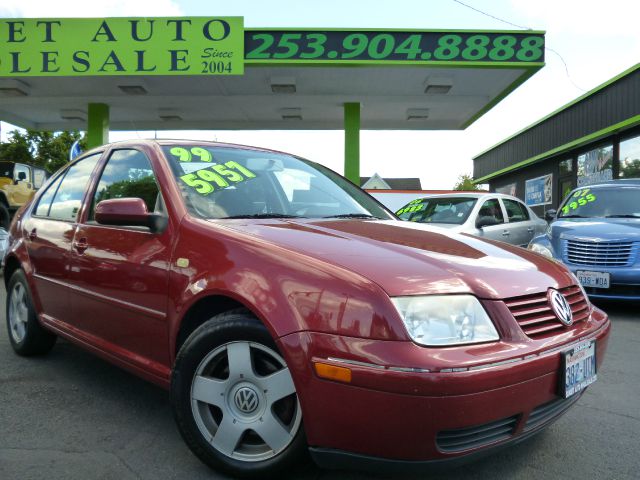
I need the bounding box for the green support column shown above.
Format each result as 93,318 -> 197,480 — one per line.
344,102 -> 361,185
87,103 -> 110,149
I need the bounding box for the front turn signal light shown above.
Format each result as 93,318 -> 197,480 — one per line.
314,362 -> 352,383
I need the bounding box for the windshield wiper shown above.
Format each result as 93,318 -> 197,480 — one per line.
322,213 -> 379,219
605,214 -> 640,218
220,213 -> 303,219
560,214 -> 586,218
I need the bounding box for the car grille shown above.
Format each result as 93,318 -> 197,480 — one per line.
564,239 -> 636,267
504,286 -> 590,339
436,416 -> 518,453
523,394 -> 582,432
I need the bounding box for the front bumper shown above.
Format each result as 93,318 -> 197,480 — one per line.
278,308 -> 610,467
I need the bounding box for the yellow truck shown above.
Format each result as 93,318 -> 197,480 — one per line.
0,162 -> 49,230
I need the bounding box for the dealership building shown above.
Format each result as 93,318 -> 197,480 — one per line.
473,63 -> 640,215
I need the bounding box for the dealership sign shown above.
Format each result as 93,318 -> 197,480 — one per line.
525,174 -> 552,206
0,17 -> 244,76
0,19 -> 545,77
244,30 -> 545,64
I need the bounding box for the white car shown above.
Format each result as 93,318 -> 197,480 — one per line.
396,192 -> 547,247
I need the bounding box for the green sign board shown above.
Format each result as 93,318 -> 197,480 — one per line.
0,17 -> 244,76
245,30 -> 545,65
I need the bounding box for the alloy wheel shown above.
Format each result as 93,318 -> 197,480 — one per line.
190,341 -> 302,462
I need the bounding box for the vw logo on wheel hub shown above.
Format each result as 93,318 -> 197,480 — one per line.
548,289 -> 573,326
234,387 -> 259,414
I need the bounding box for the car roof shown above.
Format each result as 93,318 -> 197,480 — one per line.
94,138 -> 292,157
407,192 -> 526,202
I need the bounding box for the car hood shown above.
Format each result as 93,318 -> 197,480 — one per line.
551,218 -> 640,241
216,219 -> 573,299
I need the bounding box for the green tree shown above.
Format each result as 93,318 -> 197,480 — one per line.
453,174 -> 480,191
0,129 -> 86,173
0,130 -> 33,164
621,159 -> 640,178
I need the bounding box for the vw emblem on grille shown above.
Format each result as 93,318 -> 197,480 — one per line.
234,387 -> 259,413
548,289 -> 573,326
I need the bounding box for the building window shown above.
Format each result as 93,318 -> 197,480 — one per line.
577,145 -> 613,186
620,135 -> 640,179
559,158 -> 573,175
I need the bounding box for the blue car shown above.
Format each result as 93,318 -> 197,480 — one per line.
528,179 -> 640,301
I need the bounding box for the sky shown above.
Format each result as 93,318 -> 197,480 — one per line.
0,0 -> 638,189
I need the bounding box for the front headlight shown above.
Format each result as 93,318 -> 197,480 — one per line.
528,243 -> 554,259
391,295 -> 499,346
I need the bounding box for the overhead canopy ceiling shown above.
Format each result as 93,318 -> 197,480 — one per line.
0,65 -> 537,131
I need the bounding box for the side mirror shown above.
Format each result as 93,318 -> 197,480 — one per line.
95,198 -> 167,232
476,216 -> 500,229
545,209 -> 557,222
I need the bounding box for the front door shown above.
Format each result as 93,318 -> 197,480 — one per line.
23,153 -> 102,323
476,198 -> 510,243
67,149 -> 173,372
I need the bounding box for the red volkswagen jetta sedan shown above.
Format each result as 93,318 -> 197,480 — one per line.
5,140 -> 610,477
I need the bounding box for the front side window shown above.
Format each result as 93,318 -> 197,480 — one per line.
559,186 -> 640,218
502,199 -> 529,222
478,199 -> 504,224
91,149 -> 160,220
44,153 -> 102,221
396,197 -> 477,224
161,144 -> 392,220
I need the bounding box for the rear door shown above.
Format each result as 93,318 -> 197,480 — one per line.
67,148 -> 174,371
23,153 -> 103,323
501,198 -> 533,246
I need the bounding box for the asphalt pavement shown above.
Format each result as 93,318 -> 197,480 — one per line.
0,287 -> 638,480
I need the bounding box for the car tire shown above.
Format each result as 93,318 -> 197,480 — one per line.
0,203 -> 11,231
6,269 -> 57,356
171,309 -> 306,478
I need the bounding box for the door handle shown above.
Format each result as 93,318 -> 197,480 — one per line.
28,228 -> 37,240
502,230 -> 510,236
73,238 -> 88,254
527,227 -> 534,233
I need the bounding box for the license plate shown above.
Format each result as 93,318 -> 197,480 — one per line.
576,270 -> 610,289
561,340 -> 597,398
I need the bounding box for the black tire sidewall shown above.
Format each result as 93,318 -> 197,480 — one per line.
171,312 -> 306,479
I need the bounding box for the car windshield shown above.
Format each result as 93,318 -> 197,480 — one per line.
396,197 -> 477,224
161,144 -> 393,220
559,186 -> 640,218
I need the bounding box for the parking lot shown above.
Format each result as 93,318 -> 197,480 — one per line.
1,288 -> 638,480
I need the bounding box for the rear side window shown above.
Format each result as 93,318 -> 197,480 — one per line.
36,153 -> 102,221
35,174 -> 64,217
502,199 -> 530,222
90,149 -> 160,220
478,198 -> 504,224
